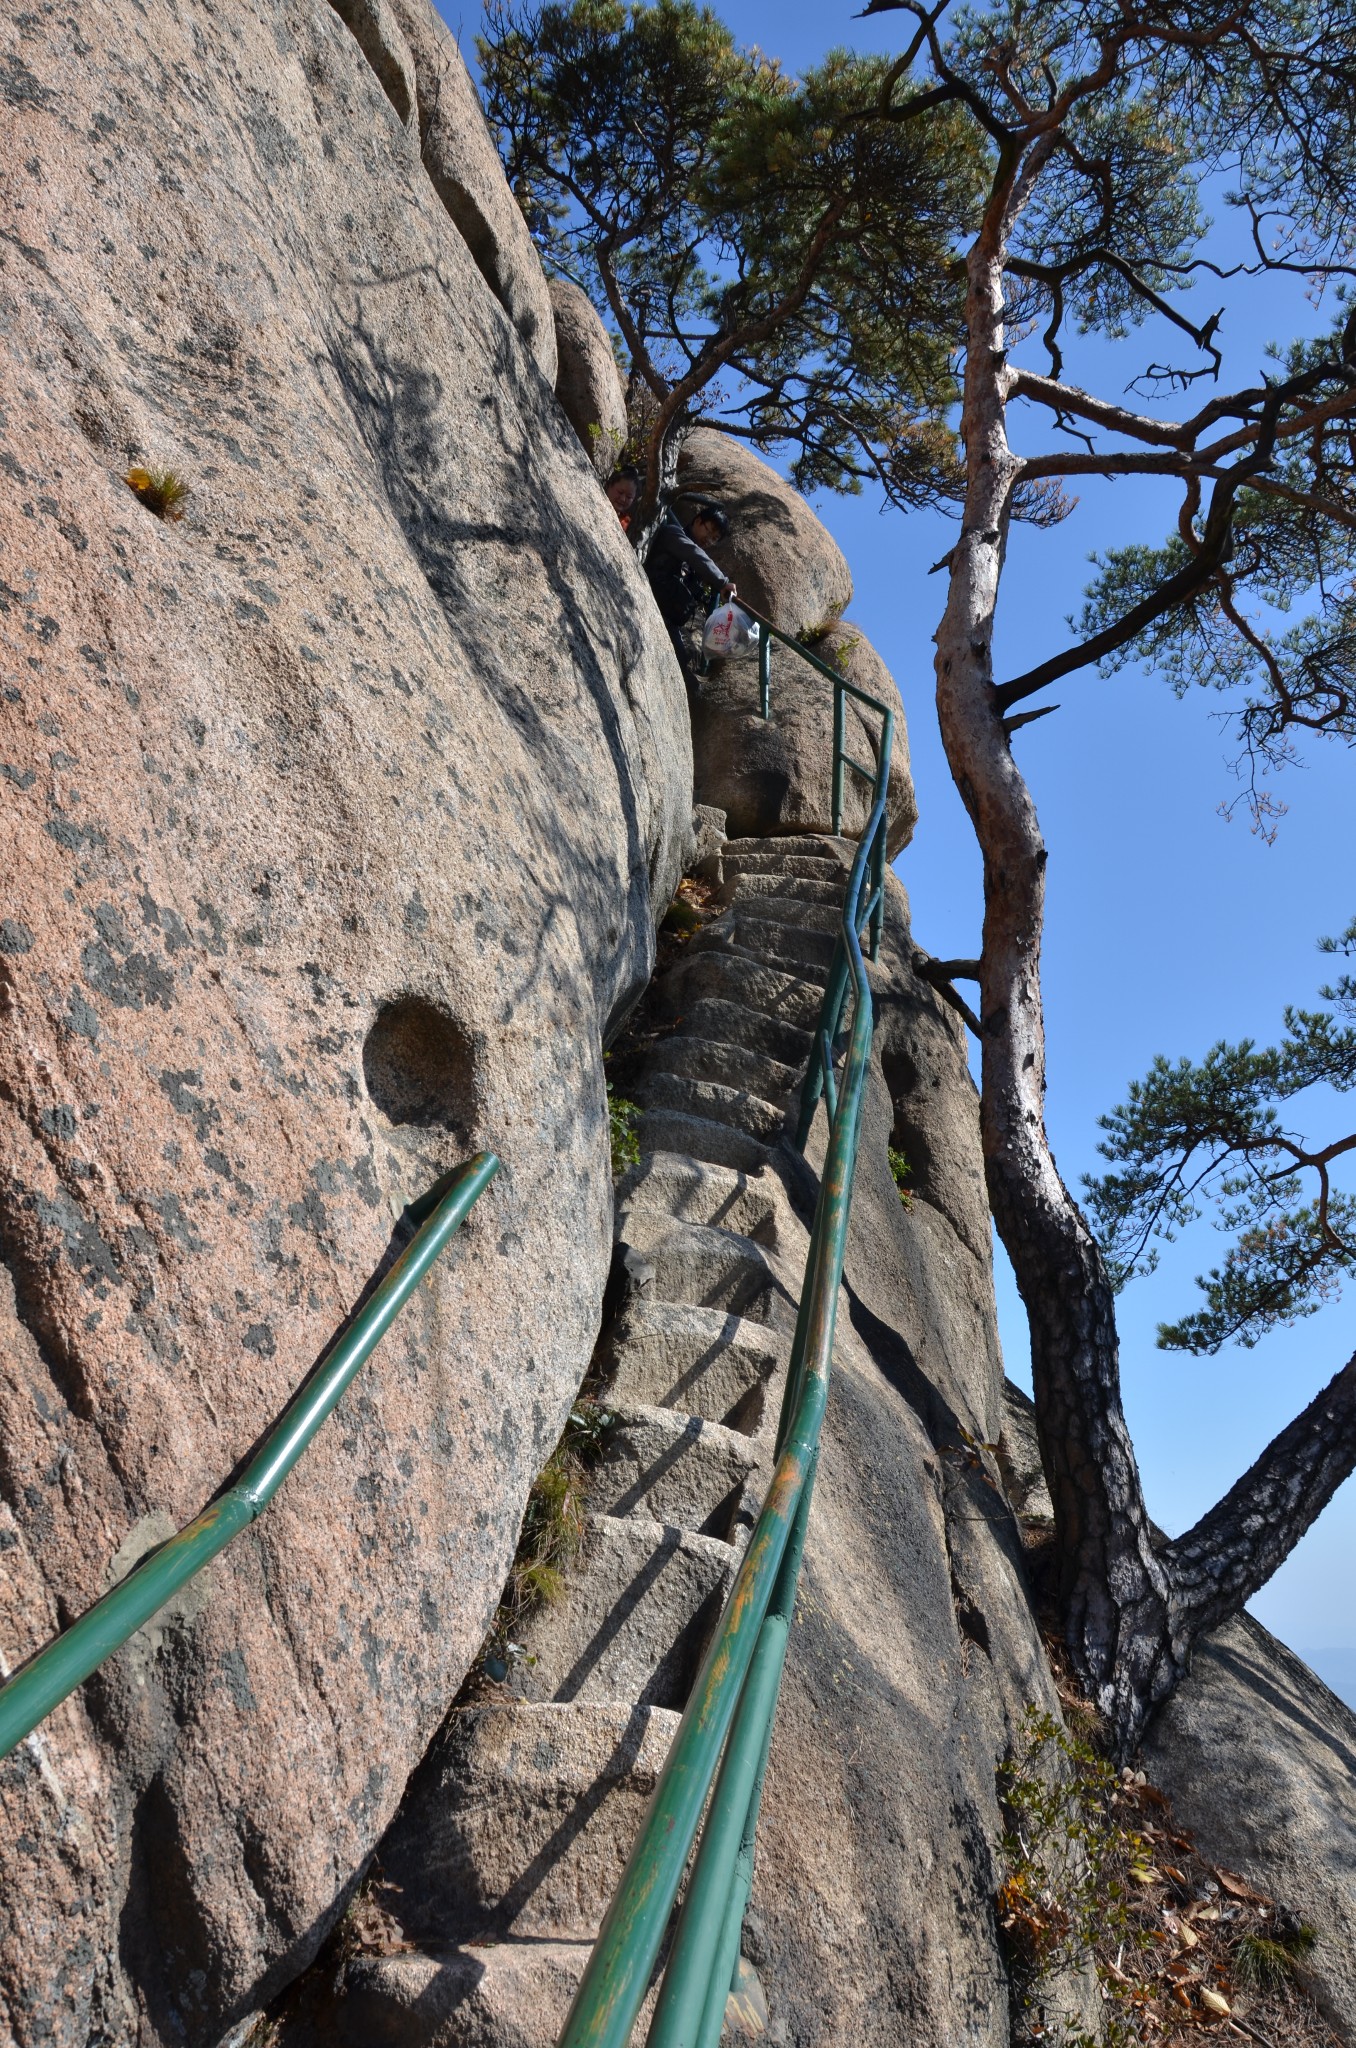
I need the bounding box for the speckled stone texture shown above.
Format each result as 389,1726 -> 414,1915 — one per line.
548,281 -> 627,479
674,429 -> 853,637
0,2 -> 688,2043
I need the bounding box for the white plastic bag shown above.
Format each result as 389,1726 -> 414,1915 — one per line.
701,601 -> 758,660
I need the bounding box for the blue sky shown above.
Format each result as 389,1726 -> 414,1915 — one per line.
448,1 -> 1355,1691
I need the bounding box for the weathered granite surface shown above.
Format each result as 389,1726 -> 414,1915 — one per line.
548,281 -> 627,478
675,428 -> 853,637
0,2 -> 687,2043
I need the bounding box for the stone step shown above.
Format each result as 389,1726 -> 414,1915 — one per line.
615,1150 -> 780,1244
668,995 -> 813,1074
514,1515 -> 736,1710
588,1403 -> 759,1535
635,1106 -> 771,1175
634,1219 -> 794,1328
713,892 -> 843,936
279,1938 -> 652,2047
631,1070 -> 788,1147
687,914 -> 835,979
602,1299 -> 786,1429
722,870 -> 846,908
657,951 -> 828,1033
723,834 -> 847,863
645,1031 -> 801,1105
721,850 -> 846,883
376,1700 -> 678,1946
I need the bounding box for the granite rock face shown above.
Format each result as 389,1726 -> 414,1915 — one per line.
1143,1616 -> 1356,2045
0,3 -> 687,2044
1000,1379 -> 1356,2043
691,615 -> 918,854
674,429 -> 853,636
548,281 -> 627,479
390,0 -> 558,382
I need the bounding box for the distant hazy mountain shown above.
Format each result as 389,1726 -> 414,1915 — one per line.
1299,1648 -> 1356,1712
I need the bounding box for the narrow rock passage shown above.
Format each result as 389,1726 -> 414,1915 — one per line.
273,836 -> 857,2047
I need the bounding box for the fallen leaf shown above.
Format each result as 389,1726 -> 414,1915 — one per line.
1200,1987 -> 1231,2016
1215,1868 -> 1267,1905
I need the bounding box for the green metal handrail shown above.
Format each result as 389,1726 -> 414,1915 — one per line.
557,613 -> 896,2048
0,1151 -> 500,1763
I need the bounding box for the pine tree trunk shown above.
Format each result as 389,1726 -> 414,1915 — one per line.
934,225 -> 1181,1752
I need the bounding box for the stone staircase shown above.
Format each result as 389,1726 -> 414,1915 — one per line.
273,838 -> 851,2048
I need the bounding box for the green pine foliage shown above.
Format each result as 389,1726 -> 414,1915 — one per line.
1084,919 -> 1356,1352
478,0 -> 981,510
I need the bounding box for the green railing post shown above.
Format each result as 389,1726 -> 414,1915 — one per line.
832,680 -> 846,836
758,624 -> 771,719
0,1152 -> 500,1763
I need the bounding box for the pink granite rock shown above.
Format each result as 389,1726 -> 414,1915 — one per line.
0,2 -> 688,2041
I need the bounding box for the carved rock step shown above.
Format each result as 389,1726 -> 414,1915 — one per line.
664,995 -> 813,1074
602,1299 -> 786,1428
629,1219 -> 794,1328
710,891 -> 843,936
588,1403 -> 759,1535
634,1105 -> 771,1174
687,914 -> 835,978
377,1701 -> 678,1946
615,1150 -> 780,1244
644,1030 -> 801,1105
721,870 -> 846,908
280,1939 -> 651,2048
722,833 -> 848,864
630,1070 -> 788,1147
514,1515 -> 736,1710
721,849 -> 846,883
657,950 -> 828,1032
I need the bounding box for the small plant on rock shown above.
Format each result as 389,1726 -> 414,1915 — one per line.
124,466 -> 189,521
1234,1923 -> 1317,1992
888,1147 -> 913,1208
997,1709 -> 1143,2046
608,1081 -> 640,1175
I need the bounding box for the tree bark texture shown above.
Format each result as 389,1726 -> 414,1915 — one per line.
933,190 -> 1183,1751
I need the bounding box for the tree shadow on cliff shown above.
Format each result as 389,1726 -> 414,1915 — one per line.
321,269 -> 680,1037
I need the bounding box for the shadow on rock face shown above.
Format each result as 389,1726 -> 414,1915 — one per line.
362,996 -> 479,1135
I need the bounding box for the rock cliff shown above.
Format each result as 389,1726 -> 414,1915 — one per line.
2,6 -> 1354,2048
0,3 -> 686,2043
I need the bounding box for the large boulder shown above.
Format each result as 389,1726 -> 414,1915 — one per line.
675,428 -> 853,636
389,0 -> 558,382
0,2 -> 688,2044
1143,1617 -> 1356,2045
549,280 -> 627,478
997,1381 -> 1356,2045
691,618 -> 917,855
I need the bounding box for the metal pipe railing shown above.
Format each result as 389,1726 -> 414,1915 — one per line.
745,600 -> 891,841
0,1151 -> 500,1762
558,608 -> 896,2047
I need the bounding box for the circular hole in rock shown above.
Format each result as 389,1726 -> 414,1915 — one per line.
362,996 -> 477,1132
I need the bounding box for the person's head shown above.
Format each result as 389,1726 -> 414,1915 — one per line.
689,501 -> 729,550
606,467 -> 640,520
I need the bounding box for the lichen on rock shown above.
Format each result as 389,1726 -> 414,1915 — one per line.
0,0 -> 686,2041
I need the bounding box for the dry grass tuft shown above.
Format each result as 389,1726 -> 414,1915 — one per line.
124,465 -> 189,520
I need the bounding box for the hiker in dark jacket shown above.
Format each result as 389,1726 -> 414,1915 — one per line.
646,501 -> 734,681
